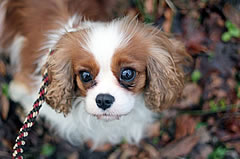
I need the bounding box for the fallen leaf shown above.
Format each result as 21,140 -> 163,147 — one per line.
120,144 -> 138,159
137,151 -> 148,159
224,116 -> 240,133
142,143 -> 160,159
67,152 -> 79,159
159,134 -> 200,158
108,149 -> 121,159
1,94 -> 9,120
175,114 -> 196,140
145,0 -> 154,14
163,8 -> 173,33
147,121 -> 161,137
86,140 -> 112,152
176,83 -> 202,108
127,8 -> 138,17
0,60 -> 6,76
161,132 -> 170,143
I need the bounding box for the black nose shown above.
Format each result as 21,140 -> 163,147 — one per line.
95,94 -> 115,110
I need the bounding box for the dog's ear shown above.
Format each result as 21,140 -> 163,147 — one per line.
144,29 -> 192,112
42,49 -> 74,115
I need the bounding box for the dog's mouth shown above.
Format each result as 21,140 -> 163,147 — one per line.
93,113 -> 126,121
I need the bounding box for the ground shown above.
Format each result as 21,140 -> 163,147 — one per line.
0,0 -> 240,159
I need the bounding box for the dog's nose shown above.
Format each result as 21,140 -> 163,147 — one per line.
95,94 -> 115,110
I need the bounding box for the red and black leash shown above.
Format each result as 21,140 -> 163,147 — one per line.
12,70 -> 49,159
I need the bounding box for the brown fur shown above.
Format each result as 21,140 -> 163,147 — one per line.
42,49 -> 73,115
144,28 -> 192,112
0,0 -> 113,90
42,31 -> 100,115
1,1 -> 191,114
1,0 -> 113,115
113,18 -> 192,111
112,35 -> 149,93
69,32 -> 100,97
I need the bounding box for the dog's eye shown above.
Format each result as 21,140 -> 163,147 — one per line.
120,68 -> 136,82
79,71 -> 93,83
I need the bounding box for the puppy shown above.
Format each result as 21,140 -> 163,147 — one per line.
0,0 -> 190,147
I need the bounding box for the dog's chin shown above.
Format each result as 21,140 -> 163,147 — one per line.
92,113 -> 128,121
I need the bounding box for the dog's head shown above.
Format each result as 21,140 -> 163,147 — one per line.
42,17 -> 191,121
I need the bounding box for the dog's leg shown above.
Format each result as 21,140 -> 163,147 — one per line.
9,77 -> 37,112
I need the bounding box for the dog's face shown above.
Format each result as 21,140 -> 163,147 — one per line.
71,26 -> 149,120
43,18 -> 190,121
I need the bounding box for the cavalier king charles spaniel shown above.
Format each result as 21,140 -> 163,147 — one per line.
0,0 -> 191,147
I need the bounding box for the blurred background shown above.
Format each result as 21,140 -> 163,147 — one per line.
0,0 -> 240,158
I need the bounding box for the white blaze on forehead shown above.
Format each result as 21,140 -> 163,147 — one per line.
84,22 -> 125,69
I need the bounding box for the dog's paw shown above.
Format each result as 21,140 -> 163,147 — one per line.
9,81 -> 29,101
9,80 -> 35,110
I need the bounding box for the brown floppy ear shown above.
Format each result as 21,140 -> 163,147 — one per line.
144,31 -> 192,112
42,49 -> 74,115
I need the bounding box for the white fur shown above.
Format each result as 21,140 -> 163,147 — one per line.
40,94 -> 155,147
81,21 -> 138,118
9,15 -> 157,147
10,80 -> 155,147
7,35 -> 26,73
9,81 -> 34,109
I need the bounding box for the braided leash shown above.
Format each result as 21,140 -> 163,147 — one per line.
12,70 -> 49,159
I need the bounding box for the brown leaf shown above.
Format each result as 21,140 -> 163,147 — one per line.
163,8 -> 173,33
205,73 -> 228,100
147,121 -> 161,137
108,149 -> 121,159
0,60 -> 6,76
1,95 -> 9,120
161,132 -> 170,143
159,134 -> 200,158
185,32 -> 208,54
127,8 -> 138,17
145,0 -> 154,14
208,73 -> 224,90
67,152 -> 79,159
176,83 -> 202,108
224,116 -> 240,133
86,140 -> 112,152
120,144 -> 138,159
142,143 -> 160,159
175,115 -> 196,140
